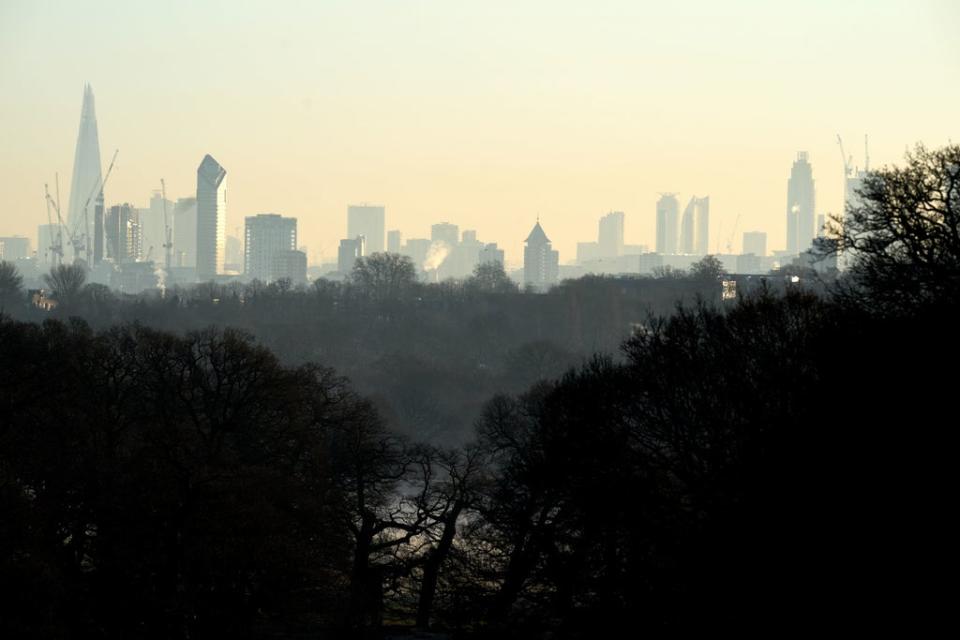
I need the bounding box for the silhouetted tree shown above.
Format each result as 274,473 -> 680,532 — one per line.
830,143 -> 960,312
43,262 -> 87,307
467,261 -> 518,294
0,261 -> 23,310
351,252 -> 418,304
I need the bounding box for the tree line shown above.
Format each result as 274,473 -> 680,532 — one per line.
1,143 -> 958,637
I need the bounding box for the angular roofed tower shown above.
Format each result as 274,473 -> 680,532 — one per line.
196,154 -> 228,280
523,220 -> 559,291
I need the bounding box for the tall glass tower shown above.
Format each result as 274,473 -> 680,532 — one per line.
66,84 -> 103,261
196,154 -> 227,281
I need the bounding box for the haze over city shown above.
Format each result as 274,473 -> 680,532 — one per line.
2,0 -> 958,265
3,2 -> 960,637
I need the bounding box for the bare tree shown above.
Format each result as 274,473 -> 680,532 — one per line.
829,143 -> 960,311
44,263 -> 87,306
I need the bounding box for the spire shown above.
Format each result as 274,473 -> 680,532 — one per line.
66,83 -> 103,257
525,220 -> 551,245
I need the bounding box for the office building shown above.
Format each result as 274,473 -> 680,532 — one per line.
105,204 -> 142,263
0,237 -> 30,261
656,194 -> 679,254
786,152 -> 816,255
347,205 -> 385,254
244,214 -> 297,282
598,211 -> 624,258
196,154 -> 227,280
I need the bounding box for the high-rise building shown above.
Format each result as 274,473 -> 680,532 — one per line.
140,192 -> 173,262
598,211 -> 624,258
66,84 -> 103,260
105,204 -> 142,263
338,236 -> 365,274
173,197 -> 198,268
0,236 -> 29,261
656,194 -> 679,254
244,214 -> 297,282
680,198 -> 696,254
387,230 -> 402,254
694,196 -> 710,256
679,197 -> 709,255
431,222 -> 459,247
742,231 -> 767,257
196,154 -> 227,280
523,220 -> 559,290
347,205 -> 385,254
786,152 -> 816,255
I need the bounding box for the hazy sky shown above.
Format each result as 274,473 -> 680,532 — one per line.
2,0 -> 958,266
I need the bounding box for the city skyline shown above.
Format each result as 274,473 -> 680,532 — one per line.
2,1 -> 958,266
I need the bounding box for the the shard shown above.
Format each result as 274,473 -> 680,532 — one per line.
66,84 -> 104,259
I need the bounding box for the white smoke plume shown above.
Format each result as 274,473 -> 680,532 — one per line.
423,240 -> 450,271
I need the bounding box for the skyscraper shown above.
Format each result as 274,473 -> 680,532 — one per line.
347,205 -> 385,254
196,155 -> 227,281
523,220 -> 559,291
598,211 -> 625,258
431,222 -> 459,247
694,196 -> 710,256
679,196 -> 709,255
244,214 -> 297,282
105,204 -> 142,263
655,194 -> 679,254
786,152 -> 816,255
66,84 -> 103,260
680,198 -> 696,254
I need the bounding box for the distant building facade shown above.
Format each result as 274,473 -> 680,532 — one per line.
244,214 -> 297,282
387,229 -> 402,254
105,204 -> 142,263
0,236 -> 30,261
523,221 -> 559,291
742,231 -> 767,257
272,250 -> 307,284
173,197 -> 198,268
656,194 -> 679,254
598,211 -> 624,258
786,152 -> 816,255
196,154 -> 227,280
338,236 -> 365,274
347,205 -> 385,254
679,196 -> 709,255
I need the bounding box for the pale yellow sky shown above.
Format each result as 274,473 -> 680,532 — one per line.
1,0 -> 958,266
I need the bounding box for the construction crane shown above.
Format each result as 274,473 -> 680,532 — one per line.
837,134 -> 853,178
725,213 -> 741,254
43,183 -> 64,267
864,134 -> 870,172
74,149 -> 119,264
43,175 -> 70,265
160,178 -> 173,270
